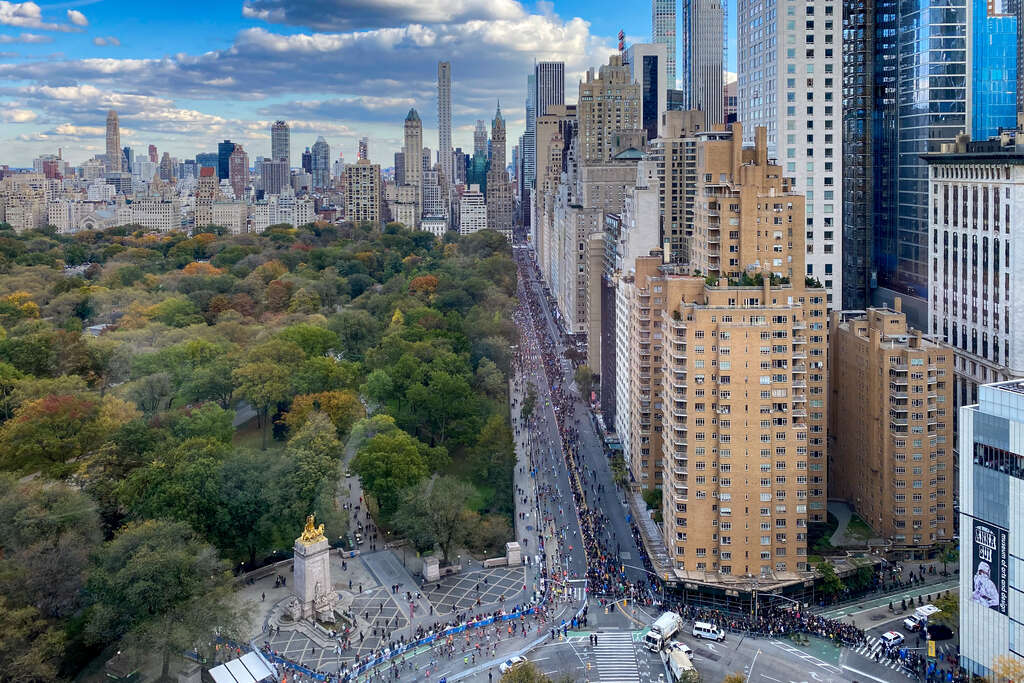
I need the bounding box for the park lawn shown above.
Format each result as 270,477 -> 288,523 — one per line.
233,417 -> 286,452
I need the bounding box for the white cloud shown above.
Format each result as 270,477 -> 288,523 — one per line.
241,0 -> 524,31
65,9 -> 86,26
93,35 -> 120,46
0,107 -> 36,122
0,1 -> 84,31
0,30 -> 50,43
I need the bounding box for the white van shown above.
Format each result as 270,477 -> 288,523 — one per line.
692,621 -> 726,641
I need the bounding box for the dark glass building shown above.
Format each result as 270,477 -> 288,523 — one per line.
842,0 -> 966,326
217,140 -> 235,181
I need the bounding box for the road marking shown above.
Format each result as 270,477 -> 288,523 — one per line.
759,676 -> 782,683
841,665 -> 890,683
745,648 -> 761,683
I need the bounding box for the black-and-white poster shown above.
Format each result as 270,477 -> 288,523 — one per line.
971,521 -> 1008,615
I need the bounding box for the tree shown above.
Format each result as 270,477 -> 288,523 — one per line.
816,560 -> 845,599
939,543 -> 959,575
501,662 -> 551,683
406,370 -> 472,445
474,358 -> 505,399
931,591 -> 959,627
351,430 -> 430,516
233,361 -> 291,449
722,674 -> 746,683
85,520 -> 250,681
574,364 -> 594,399
282,390 -> 365,437
275,412 -> 347,539
0,596 -> 66,682
169,404 -> 235,444
393,476 -> 475,564
993,654 -> 1024,682
521,387 -> 537,420
277,323 -> 340,358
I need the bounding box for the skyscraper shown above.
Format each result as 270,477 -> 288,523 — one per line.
403,109 -> 423,227
310,136 -> 330,189
651,0 -> 677,88
263,159 -> 289,196
358,137 -> 369,161
842,0 -> 966,321
534,62 -> 565,118
301,147 -> 312,174
486,104 -> 515,236
271,120 -> 290,164
967,0 -> 1018,139
148,144 -> 158,164
437,61 -> 453,185
473,120 -> 488,157
217,140 -> 236,180
739,0 -> 843,307
578,55 -> 642,164
229,144 -> 249,199
523,73 -> 537,222
682,0 -> 724,126
624,43 -> 668,140
105,110 -> 121,173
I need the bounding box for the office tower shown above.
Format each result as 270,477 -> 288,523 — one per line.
829,301 -> 954,556
263,159 -> 289,196
1020,0 -> 1024,119
228,145 -> 249,199
486,103 -> 514,236
459,184 -> 488,234
625,43 -> 668,141
739,0 -> 842,308
578,55 -> 641,164
159,152 -> 174,181
122,146 -> 133,174
473,120 -> 488,157
342,158 -> 382,224
650,109 -> 706,262
422,147 -> 432,175
148,144 -> 158,164
958,380 -> 1023,678
105,110 -> 121,173
358,137 -> 369,160
271,120 -> 290,164
680,0 -> 724,126
196,152 -> 217,169
534,62 -> 565,118
651,0 -> 677,88
301,147 -> 312,174
524,73 -> 537,199
394,152 -> 405,185
403,108 -> 423,226
968,0 -> 1018,138
194,166 -> 219,227
217,140 -> 236,180
842,0 -> 966,321
666,89 -> 687,111
438,61 -> 453,185
310,136 -> 330,189
924,132 -> 1024,414
723,76 -> 737,123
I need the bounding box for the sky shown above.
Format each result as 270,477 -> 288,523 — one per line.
0,0 -> 738,168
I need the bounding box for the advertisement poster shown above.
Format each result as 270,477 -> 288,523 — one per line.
971,521 -> 1009,615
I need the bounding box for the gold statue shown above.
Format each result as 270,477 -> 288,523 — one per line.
298,514 -> 326,545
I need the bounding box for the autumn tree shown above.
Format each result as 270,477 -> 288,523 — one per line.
233,361 -> 291,449
351,429 -> 431,516
282,390 -> 365,437
393,476 -> 475,564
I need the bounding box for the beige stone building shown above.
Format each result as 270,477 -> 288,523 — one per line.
649,110 -> 707,263
578,55 -> 641,164
534,104 -> 576,285
690,124 -> 804,284
342,158 -> 382,224
659,273 -> 829,578
828,300 -> 954,557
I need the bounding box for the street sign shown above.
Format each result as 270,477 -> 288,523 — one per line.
928,640 -> 936,658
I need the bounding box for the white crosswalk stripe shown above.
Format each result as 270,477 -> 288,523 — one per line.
592,631 -> 640,682
853,635 -> 915,677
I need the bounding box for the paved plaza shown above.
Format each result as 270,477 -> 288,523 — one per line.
423,566 -> 530,615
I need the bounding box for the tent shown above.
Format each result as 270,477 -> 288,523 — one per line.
208,652 -> 275,683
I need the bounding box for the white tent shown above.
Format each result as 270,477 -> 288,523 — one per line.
209,651 -> 275,683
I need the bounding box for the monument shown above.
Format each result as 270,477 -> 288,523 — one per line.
290,515 -> 338,622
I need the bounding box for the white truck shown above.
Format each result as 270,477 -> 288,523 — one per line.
643,611 -> 684,652
904,604 -> 941,632
662,642 -> 697,682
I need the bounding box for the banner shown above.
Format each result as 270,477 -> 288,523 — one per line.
970,521 -> 1008,615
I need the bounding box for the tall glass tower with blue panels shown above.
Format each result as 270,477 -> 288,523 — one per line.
969,0 -> 1018,139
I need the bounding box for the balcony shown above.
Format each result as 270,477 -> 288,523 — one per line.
792,363 -> 807,373
792,351 -> 808,360
793,335 -> 807,345
793,322 -> 807,329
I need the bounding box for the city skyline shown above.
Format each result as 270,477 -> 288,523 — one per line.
0,0 -> 748,167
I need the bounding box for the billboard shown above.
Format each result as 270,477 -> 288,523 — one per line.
971,521 -> 1009,615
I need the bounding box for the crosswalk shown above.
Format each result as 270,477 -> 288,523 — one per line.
592,631 -> 641,682
850,635 -> 916,676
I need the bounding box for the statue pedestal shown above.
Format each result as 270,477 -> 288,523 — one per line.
506,541 -> 522,566
423,556 -> 440,582
293,537 -> 335,620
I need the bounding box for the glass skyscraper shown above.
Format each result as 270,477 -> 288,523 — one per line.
969,0 -> 1018,139
842,0 -> 966,324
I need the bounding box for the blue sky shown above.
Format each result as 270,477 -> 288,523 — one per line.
0,0 -> 737,167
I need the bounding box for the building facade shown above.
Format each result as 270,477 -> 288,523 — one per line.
217,140 -> 235,180
459,184 -> 488,234
310,136 -> 331,189
228,145 -> 249,200
650,109 -> 707,263
681,0 -> 724,127
739,0 -> 843,308
105,110 -> 121,173
924,132 -> 1024,417
578,55 -> 642,164
625,43 -> 669,141
403,109 -> 423,228
271,120 -> 290,164
342,158 -> 382,224
438,61 -> 453,186
829,301 -> 954,558
967,0 -> 1018,139
958,380 -> 1024,678
652,0 -> 677,88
